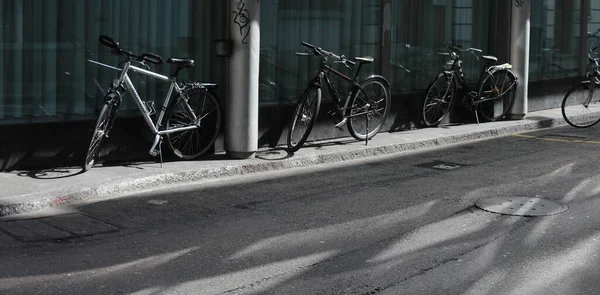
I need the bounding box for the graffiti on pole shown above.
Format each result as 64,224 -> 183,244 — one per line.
515,0 -> 524,8
232,0 -> 258,44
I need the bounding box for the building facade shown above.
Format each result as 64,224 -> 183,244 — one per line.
0,0 -> 595,170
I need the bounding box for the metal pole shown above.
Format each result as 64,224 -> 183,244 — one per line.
227,0 -> 260,158
508,0 -> 530,119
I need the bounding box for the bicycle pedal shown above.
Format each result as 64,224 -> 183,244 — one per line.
149,149 -> 159,157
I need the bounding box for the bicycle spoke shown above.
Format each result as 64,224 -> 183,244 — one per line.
562,83 -> 600,128
347,77 -> 390,141
477,70 -> 516,121
287,86 -> 320,151
421,74 -> 453,127
82,101 -> 116,172
166,90 -> 221,159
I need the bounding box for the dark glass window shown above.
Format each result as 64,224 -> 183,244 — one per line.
389,0 -> 497,94
530,0 -> 582,81
0,0 -> 221,125
260,0 -> 382,105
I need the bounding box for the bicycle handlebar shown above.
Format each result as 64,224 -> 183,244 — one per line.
298,41 -> 356,66
98,35 -> 163,65
441,43 -> 483,60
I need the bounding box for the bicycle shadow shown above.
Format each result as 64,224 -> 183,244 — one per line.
16,168 -> 84,180
255,148 -> 293,161
302,139 -> 360,150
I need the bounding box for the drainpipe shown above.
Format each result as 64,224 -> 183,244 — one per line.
508,0 -> 530,119
227,0 -> 260,158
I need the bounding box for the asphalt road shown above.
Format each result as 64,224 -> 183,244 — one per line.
1,125 -> 600,295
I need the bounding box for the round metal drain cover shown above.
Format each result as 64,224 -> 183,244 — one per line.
475,197 -> 567,216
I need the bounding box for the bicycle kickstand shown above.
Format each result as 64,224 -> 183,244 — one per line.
474,109 -> 480,126
365,111 -> 369,146
149,134 -> 164,168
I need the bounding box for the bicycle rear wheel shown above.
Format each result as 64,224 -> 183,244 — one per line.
421,73 -> 455,127
476,69 -> 517,122
287,86 -> 321,152
166,89 -> 221,159
347,76 -> 391,141
561,82 -> 600,128
82,97 -> 118,172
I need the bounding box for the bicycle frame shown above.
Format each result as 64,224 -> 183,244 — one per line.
313,61 -> 372,120
444,58 -> 517,107
89,59 -> 199,137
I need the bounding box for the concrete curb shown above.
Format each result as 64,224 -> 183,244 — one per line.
0,116 -> 566,217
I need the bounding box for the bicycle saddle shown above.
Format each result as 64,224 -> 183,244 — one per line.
355,56 -> 374,64
482,55 -> 498,63
167,58 -> 195,67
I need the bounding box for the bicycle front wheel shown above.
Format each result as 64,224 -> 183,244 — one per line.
347,76 -> 391,141
421,73 -> 455,127
287,86 -> 321,152
476,69 -> 517,122
82,99 -> 117,172
166,89 -> 221,159
561,82 -> 600,128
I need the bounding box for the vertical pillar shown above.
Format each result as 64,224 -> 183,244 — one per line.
227,0 -> 260,158
580,0 -> 590,77
508,0 -> 530,119
380,0 -> 391,80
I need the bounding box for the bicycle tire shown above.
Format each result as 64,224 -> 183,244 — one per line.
476,69 -> 517,122
165,89 -> 221,159
421,73 -> 455,127
287,85 -> 321,152
347,76 -> 391,141
82,99 -> 117,172
561,82 -> 600,128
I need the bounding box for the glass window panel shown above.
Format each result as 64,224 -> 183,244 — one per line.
260,0 -> 382,106
588,1 -> 600,52
0,0 -> 221,124
530,0 -> 582,81
389,0 -> 496,94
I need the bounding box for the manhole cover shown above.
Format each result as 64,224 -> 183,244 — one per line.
475,197 -> 567,216
416,160 -> 465,171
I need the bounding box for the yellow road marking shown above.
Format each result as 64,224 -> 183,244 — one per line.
540,138 -> 577,143
512,134 -> 537,139
511,134 -> 600,144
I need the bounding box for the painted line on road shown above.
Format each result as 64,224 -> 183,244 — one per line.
512,134 -> 600,144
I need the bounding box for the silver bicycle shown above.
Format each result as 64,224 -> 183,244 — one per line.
82,35 -> 221,171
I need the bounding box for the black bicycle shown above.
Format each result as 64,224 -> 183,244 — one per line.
561,47 -> 600,128
287,42 -> 391,152
421,43 -> 518,127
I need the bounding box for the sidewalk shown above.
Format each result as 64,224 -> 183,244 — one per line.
0,107 -> 572,217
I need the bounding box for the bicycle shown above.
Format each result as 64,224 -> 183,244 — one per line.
561,47 -> 600,128
287,41 -> 391,152
82,35 -> 221,171
421,43 -> 518,127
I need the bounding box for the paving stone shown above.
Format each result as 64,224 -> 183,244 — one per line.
41,213 -> 120,236
0,219 -> 73,242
